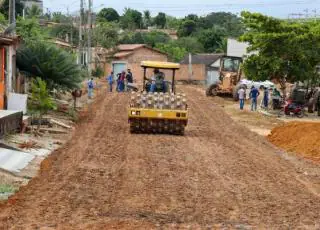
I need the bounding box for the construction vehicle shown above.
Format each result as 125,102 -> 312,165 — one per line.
128,61 -> 188,135
206,56 -> 243,100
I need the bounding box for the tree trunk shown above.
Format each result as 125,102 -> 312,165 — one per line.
279,75 -> 287,101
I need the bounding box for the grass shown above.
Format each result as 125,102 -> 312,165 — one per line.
0,184 -> 16,194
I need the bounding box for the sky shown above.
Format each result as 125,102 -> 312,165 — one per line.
43,0 -> 320,19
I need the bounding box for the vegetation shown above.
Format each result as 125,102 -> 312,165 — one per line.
26,5 -> 42,19
93,22 -> 119,48
0,0 -> 24,19
29,78 -> 56,129
240,12 -> 320,92
17,42 -> 83,90
97,8 -> 120,22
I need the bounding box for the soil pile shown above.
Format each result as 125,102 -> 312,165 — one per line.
268,122 -> 320,163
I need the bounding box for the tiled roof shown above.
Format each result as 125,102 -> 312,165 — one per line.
118,44 -> 145,51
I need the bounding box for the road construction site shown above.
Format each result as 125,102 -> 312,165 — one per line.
0,86 -> 320,229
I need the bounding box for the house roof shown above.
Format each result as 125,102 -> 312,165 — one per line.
112,44 -> 167,59
180,53 -> 224,66
0,34 -> 20,45
118,44 -> 145,51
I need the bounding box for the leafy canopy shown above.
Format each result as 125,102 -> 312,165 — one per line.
17,42 -> 83,90
240,11 -> 320,85
97,8 -> 120,22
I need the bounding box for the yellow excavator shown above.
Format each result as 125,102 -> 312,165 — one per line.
128,61 -> 188,135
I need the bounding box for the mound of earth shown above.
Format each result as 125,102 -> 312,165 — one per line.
268,122 -> 320,163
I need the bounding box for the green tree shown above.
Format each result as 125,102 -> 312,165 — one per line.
144,31 -> 170,47
240,11 -> 320,94
174,37 -> 204,53
97,8 -> 119,22
120,8 -> 142,30
51,12 -> 70,23
29,77 -> 56,129
26,5 -> 41,18
0,0 -> 23,19
16,18 -> 48,43
155,43 -> 187,62
166,15 -> 181,29
17,42 -> 83,90
93,22 -> 119,48
197,28 -> 225,52
143,10 -> 151,28
178,19 -> 197,37
50,24 -> 79,46
154,12 -> 166,29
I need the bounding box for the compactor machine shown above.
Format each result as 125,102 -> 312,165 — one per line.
128,61 -> 188,135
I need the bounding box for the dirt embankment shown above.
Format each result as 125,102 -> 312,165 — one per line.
268,122 -> 320,163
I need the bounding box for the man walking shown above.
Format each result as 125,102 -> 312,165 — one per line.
126,69 -> 133,84
87,78 -> 94,99
249,86 -> 260,111
238,86 -> 246,110
107,72 -> 114,92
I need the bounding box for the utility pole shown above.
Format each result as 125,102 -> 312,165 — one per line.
188,53 -> 192,82
78,0 -> 84,65
9,0 -> 16,30
87,0 -> 92,76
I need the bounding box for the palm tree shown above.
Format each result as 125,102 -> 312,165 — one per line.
17,42 -> 84,90
26,5 -> 41,19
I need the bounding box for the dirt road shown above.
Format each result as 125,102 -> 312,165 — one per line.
1,86 -> 320,229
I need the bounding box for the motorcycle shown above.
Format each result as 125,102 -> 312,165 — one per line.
278,99 -> 305,118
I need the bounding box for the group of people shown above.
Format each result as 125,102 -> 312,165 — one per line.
238,85 -> 282,111
106,69 -> 134,92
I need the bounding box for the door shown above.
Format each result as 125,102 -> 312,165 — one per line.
112,62 -> 127,78
206,70 -> 219,86
0,48 -> 5,109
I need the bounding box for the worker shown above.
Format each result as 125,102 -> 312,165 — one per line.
238,86 -> 246,110
106,71 -> 114,92
272,88 -> 281,110
126,69 -> 133,84
150,69 -> 165,93
262,86 -> 269,109
249,85 -> 260,111
118,71 -> 126,92
87,78 -> 94,99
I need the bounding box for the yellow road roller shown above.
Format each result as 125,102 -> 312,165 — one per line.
128,61 -> 188,135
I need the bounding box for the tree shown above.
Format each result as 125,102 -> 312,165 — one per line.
155,43 -> 187,62
197,28 -> 225,52
17,42 -> 83,90
174,37 -> 204,53
143,10 -> 151,28
97,8 -> 119,22
119,31 -> 170,47
51,12 -> 70,23
154,12 -> 166,29
0,0 -> 24,19
16,18 -> 48,43
50,24 -> 79,46
26,5 -> 41,18
120,8 -> 142,30
29,77 -> 56,130
240,11 -> 320,95
166,15 -> 180,29
93,22 -> 119,48
178,19 -> 197,37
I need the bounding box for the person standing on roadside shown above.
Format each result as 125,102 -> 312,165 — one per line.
262,87 -> 269,109
238,86 -> 246,110
87,78 -> 94,99
249,86 -> 260,111
107,72 -> 114,92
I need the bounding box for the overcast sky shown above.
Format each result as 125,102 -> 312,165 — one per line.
43,0 -> 320,18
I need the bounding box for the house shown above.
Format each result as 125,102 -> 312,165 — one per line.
105,44 -> 168,82
179,53 -> 224,85
0,35 -> 21,109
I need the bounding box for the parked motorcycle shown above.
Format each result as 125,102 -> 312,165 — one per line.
278,99 -> 306,118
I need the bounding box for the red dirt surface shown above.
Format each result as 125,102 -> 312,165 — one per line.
268,122 -> 320,163
0,86 -> 320,229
